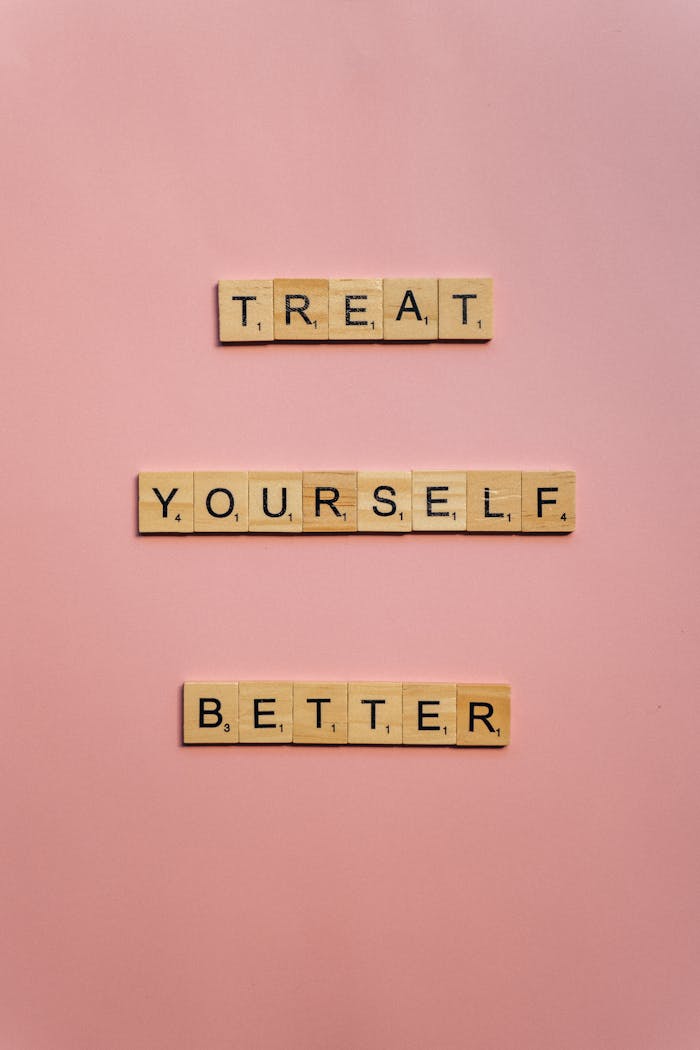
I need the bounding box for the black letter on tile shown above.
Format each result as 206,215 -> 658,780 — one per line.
417,700 -> 440,730
396,289 -> 421,321
361,698 -> 386,730
153,487 -> 177,518
345,295 -> 368,325
484,487 -> 503,519
307,697 -> 331,728
231,295 -> 256,326
315,487 -> 341,517
286,294 -> 311,325
452,293 -> 477,325
206,488 -> 234,518
262,486 -> 287,518
426,486 -> 449,517
199,698 -> 222,728
469,702 -> 495,733
537,487 -> 558,517
373,485 -> 397,517
254,698 -> 277,729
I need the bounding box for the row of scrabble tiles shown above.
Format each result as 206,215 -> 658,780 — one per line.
184,682 -> 510,746
218,278 -> 493,342
139,470 -> 575,533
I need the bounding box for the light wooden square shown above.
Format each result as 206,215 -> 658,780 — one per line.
303,472 -> 357,532
138,472 -> 193,533
293,682 -> 348,744
357,472 -> 412,532
383,279 -> 438,340
248,472 -> 303,533
194,472 -> 248,532
438,278 -> 493,340
183,682 -> 238,744
348,682 -> 403,744
273,279 -> 328,340
328,279 -> 383,340
466,471 -> 521,532
522,471 -> 576,533
412,471 -> 467,531
238,682 -> 293,743
402,683 -> 456,745
218,280 -> 273,342
456,684 -> 510,746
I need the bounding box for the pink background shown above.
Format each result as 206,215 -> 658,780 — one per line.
2,2 -> 699,1047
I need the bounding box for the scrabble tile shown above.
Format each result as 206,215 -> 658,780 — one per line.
293,682 -> 348,743
456,684 -> 510,746
466,471 -> 521,532
383,279 -> 438,340
248,472 -> 303,533
138,472 -> 194,534
194,472 -> 248,533
183,682 -> 238,744
357,472 -> 412,532
328,279 -> 383,340
273,279 -> 328,340
402,683 -> 457,745
411,471 -> 467,531
348,682 -> 403,744
218,280 -> 273,342
238,682 -> 293,743
438,278 -> 493,340
522,471 -> 576,533
303,472 -> 357,532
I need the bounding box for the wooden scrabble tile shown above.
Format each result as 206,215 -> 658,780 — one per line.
293,682 -> 348,744
456,684 -> 510,746
303,472 -> 357,532
218,280 -> 273,342
466,471 -> 521,532
383,279 -> 438,340
348,682 -> 403,744
248,472 -> 303,533
194,472 -> 248,533
238,682 -> 293,743
402,683 -> 456,745
521,471 -> 576,533
411,471 -> 467,531
183,682 -> 238,743
438,278 -> 493,340
138,472 -> 194,533
357,472 -> 412,532
273,279 -> 328,340
328,279 -> 383,340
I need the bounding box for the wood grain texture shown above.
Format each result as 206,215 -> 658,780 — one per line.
194,471 -> 248,533
357,471 -> 412,532
402,683 -> 457,745
248,471 -> 303,533
328,279 -> 383,340
438,278 -> 493,340
138,472 -> 194,533
411,471 -> 467,531
218,279 -> 273,342
521,471 -> 576,533
348,682 -> 403,744
383,278 -> 438,340
183,682 -> 238,743
456,684 -> 510,746
466,471 -> 521,532
293,682 -> 348,743
238,682 -> 293,743
302,472 -> 357,532
273,279 -> 328,340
